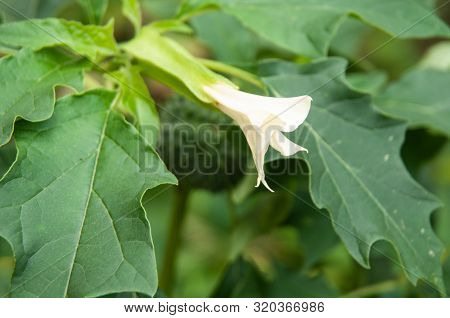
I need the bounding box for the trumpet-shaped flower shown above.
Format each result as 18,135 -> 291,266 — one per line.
203,83 -> 312,192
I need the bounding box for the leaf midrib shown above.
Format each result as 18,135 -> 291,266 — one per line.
63,106 -> 112,297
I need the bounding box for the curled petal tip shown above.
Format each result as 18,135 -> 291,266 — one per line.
261,179 -> 274,192
255,177 -> 274,192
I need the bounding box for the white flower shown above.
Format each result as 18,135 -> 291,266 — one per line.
203,83 -> 312,192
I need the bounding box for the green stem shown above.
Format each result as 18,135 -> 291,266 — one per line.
178,6 -> 217,23
159,185 -> 190,296
227,191 -> 237,229
342,279 -> 400,298
198,58 -> 266,89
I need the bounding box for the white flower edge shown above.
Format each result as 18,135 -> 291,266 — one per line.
203,83 -> 312,192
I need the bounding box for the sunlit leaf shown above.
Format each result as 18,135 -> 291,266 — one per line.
123,25 -> 229,103
0,18 -> 118,61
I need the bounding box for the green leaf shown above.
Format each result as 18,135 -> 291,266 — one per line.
329,18 -> 371,59
0,0 -> 39,22
141,0 -> 180,19
191,11 -> 265,65
375,68 -> 450,137
122,0 -> 142,33
77,0 -> 109,24
346,70 -> 388,95
181,0 -> 450,58
260,58 -> 445,292
0,18 -> 118,61
36,0 -> 74,18
139,61 -> 209,106
0,90 -> 177,297
123,25 -> 231,103
0,0 -> 73,20
110,66 -> 160,147
0,48 -> 86,147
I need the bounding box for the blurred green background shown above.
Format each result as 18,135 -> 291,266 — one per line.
0,0 -> 449,298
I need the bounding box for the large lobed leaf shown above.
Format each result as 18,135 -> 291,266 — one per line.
181,0 -> 450,57
0,90 -> 177,297
0,48 -> 86,146
0,18 -> 118,61
260,58 -> 445,292
375,68 -> 450,137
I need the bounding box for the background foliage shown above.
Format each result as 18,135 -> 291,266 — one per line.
0,0 -> 449,298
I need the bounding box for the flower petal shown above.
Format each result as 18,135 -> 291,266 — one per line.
203,83 -> 312,192
240,125 -> 274,192
203,83 -> 312,132
270,131 -> 308,156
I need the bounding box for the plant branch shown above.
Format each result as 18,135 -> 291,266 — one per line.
159,185 -> 190,296
342,279 -> 401,298
198,58 -> 265,89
